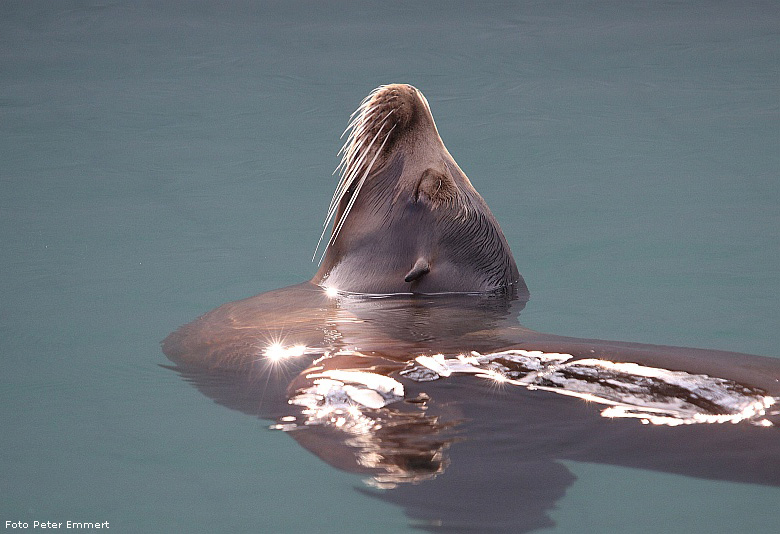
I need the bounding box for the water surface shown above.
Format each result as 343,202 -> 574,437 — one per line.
1,1 -> 778,532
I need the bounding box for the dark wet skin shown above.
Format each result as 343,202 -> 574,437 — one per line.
163,85 -> 780,533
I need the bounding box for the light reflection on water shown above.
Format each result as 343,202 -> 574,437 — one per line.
261,340 -> 776,495
1,1 -> 778,533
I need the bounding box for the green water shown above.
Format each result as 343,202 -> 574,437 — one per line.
1,1 -> 778,532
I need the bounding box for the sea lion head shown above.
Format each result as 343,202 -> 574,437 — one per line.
312,84 -> 526,295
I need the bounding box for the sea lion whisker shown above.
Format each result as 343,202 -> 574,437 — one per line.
326,138 -> 373,227
339,109 -> 395,184
313,119 -> 391,263
324,122 -> 396,259
346,114 -> 395,192
340,111 -> 366,139
339,116 -> 372,159
314,175 -> 354,259
328,107 -> 397,225
328,140 -> 373,227
342,108 -> 372,142
340,104 -> 394,157
338,108 -> 395,190
338,119 -> 364,153
322,177 -> 349,228
313,175 -> 351,259
326,122 -> 392,248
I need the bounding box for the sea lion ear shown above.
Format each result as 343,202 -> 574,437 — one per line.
404,257 -> 430,283
416,168 -> 457,207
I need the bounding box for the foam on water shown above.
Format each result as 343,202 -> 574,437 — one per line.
277,348 -> 774,435
403,350 -> 776,427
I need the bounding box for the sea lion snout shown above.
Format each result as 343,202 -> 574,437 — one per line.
347,84 -> 438,165
367,84 -> 417,133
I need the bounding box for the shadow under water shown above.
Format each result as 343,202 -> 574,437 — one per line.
163,282 -> 780,533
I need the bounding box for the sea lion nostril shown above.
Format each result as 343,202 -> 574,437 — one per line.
404,258 -> 431,283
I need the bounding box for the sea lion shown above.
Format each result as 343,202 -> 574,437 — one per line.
311,84 -> 525,295
163,85 -> 780,533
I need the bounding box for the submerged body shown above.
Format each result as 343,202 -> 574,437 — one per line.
164,85 -> 780,533
164,283 -> 780,532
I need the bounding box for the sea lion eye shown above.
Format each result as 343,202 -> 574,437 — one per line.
416,168 -> 456,206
